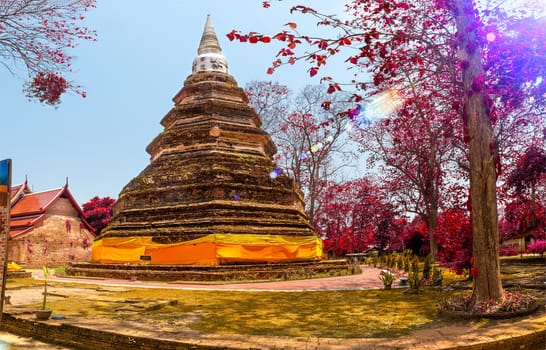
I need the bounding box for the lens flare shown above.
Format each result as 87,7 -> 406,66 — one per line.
364,87 -> 404,121
346,87 -> 405,131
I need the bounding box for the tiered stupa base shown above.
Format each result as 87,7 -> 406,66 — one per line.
82,16 -> 325,275
66,259 -> 352,282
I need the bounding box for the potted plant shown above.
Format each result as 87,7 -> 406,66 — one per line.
35,266 -> 52,320
379,270 -> 395,290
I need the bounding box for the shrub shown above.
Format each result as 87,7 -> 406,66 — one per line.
432,264 -> 443,286
422,254 -> 432,280
379,270 -> 395,289
408,256 -> 422,291
395,255 -> 404,270
526,240 -> 546,256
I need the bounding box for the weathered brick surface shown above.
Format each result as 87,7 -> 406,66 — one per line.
67,259 -> 351,281
1,311 -> 544,350
0,313 -> 231,349
98,70 -> 317,246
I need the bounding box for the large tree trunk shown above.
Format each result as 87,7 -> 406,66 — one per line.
453,0 -> 504,305
427,205 -> 438,259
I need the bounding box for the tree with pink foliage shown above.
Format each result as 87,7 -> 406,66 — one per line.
246,81 -> 290,135
231,0 -> 545,308
355,91 -> 466,259
247,82 -> 357,222
82,196 -> 115,234
0,0 -> 97,105
500,146 -> 546,250
435,208 -> 472,275
506,147 -> 546,199
526,240 -> 546,256
315,178 -> 402,257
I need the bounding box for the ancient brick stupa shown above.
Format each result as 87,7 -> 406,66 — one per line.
91,16 -> 322,266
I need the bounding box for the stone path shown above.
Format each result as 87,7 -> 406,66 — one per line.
41,265 -> 390,291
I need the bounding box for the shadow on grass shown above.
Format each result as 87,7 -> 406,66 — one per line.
6,257 -> 543,339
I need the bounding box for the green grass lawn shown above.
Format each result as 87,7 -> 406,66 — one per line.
44,287 -> 457,338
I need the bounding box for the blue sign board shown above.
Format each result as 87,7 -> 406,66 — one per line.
0,159 -> 9,207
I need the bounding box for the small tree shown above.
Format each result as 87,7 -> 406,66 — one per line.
436,208 -> 473,275
41,266 -> 50,310
82,196 -> 115,234
315,178 -> 401,256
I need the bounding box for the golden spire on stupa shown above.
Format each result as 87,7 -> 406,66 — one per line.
192,15 -> 228,73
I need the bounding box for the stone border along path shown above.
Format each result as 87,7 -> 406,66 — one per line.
0,266 -> 544,350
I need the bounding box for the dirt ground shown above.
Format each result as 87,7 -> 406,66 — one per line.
0,261 -> 544,350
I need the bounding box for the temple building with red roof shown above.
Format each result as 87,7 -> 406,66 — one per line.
8,180 -> 95,267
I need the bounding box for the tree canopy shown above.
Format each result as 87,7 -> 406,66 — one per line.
231,0 -> 545,309
0,0 -> 97,105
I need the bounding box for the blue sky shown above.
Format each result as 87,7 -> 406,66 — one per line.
0,1 -> 349,204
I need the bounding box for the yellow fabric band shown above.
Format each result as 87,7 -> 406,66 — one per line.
92,234 -> 323,265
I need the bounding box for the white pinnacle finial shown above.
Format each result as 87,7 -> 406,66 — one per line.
192,15 -> 228,73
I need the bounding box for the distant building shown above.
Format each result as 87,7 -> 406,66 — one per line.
9,180 -> 95,267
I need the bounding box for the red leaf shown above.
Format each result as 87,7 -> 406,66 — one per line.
261,36 -> 271,43
267,67 -> 274,75
249,36 -> 259,44
286,22 -> 297,29
274,32 -> 287,41
226,30 -> 236,41
309,67 -> 318,77
327,83 -> 340,94
318,40 -> 328,50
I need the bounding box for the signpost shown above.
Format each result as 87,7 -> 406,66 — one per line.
0,159 -> 11,323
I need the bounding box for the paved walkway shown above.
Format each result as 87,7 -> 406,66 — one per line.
0,267 -> 544,349
34,265 -> 390,291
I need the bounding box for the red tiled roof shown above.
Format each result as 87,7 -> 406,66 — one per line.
10,184 -> 22,201
10,188 -> 64,217
9,214 -> 46,239
9,228 -> 33,238
9,183 -> 96,239
10,214 -> 45,227
10,182 -> 31,205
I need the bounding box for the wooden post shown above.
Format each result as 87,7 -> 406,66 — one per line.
0,159 -> 12,324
